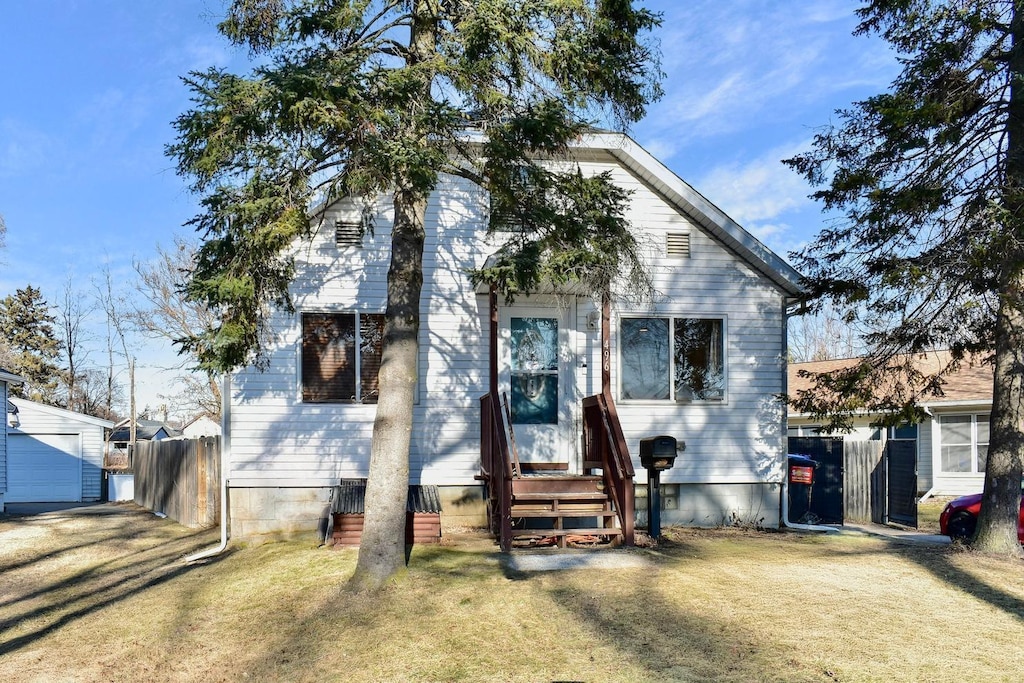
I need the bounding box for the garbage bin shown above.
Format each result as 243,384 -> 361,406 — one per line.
787,454 -> 817,524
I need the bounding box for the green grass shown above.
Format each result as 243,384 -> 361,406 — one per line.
2,506 -> 1023,682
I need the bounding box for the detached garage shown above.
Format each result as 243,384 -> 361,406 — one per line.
4,398 -> 113,505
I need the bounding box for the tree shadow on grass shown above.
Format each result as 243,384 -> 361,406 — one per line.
0,510 -> 228,657
881,539 -> 1024,622
226,538 -> 827,682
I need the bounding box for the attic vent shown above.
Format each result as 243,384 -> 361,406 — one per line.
666,232 -> 691,258
335,220 -> 362,248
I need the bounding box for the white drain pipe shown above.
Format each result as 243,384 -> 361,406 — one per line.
780,478 -> 838,533
185,375 -> 231,563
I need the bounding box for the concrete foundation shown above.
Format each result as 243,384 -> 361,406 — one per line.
635,482 -> 782,530
228,486 -> 334,543
226,481 -> 781,542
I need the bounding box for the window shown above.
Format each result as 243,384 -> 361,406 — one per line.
301,312 -> 384,403
888,423 -> 918,440
939,413 -> 989,473
620,317 -> 724,402
787,424 -> 821,438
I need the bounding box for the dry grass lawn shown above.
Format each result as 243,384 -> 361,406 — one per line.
1,503 -> 1022,682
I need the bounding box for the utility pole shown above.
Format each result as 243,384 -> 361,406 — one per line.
129,357 -> 136,457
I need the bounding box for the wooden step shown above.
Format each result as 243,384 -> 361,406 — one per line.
513,492 -> 609,502
512,476 -> 605,496
512,527 -> 623,538
511,509 -> 617,519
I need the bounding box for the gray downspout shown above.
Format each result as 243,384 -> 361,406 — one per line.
185,373 -> 231,563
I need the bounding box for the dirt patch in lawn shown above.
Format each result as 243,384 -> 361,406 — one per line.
2,506 -> 1023,682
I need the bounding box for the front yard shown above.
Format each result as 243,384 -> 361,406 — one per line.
1,504 -> 1022,682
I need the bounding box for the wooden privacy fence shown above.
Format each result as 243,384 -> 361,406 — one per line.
844,440 -> 885,523
134,436 -> 221,528
788,437 -> 893,525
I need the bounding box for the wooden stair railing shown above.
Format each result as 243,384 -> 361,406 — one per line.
479,390 -> 514,549
582,391 -> 635,546
481,389 -> 635,550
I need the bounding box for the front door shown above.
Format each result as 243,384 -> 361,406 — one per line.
499,304 -> 575,469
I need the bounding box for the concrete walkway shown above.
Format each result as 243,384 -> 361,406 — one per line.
839,522 -> 951,546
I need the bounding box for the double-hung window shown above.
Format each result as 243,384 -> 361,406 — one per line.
619,317 -> 725,402
939,413 -> 989,473
301,312 -> 385,403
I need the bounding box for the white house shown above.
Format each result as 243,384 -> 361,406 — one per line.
182,414 -> 222,439
788,351 -> 993,498
3,397 -> 114,507
222,133 -> 804,542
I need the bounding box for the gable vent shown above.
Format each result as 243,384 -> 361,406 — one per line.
335,220 -> 362,248
666,232 -> 691,258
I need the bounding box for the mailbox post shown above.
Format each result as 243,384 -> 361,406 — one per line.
639,435 -> 682,538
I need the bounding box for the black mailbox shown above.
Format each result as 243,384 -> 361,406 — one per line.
639,435 -> 679,471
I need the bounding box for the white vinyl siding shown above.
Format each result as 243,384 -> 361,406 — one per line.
228,152 -> 791,489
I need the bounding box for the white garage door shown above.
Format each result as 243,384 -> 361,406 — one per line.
7,433 -> 82,503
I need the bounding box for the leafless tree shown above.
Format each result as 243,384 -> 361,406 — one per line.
129,237 -> 221,419
53,275 -> 96,412
789,302 -> 865,362
75,367 -> 124,422
94,263 -> 133,418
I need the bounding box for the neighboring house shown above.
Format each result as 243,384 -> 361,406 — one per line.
182,414 -> 222,438
106,418 -> 183,469
1,368 -> 25,512
788,351 -> 992,498
223,132 -> 804,541
107,418 -> 182,447
3,397 -> 114,506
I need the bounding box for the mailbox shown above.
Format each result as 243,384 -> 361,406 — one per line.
639,435 -> 682,540
639,435 -> 679,471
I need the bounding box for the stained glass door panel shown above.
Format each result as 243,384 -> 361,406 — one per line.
510,317 -> 558,425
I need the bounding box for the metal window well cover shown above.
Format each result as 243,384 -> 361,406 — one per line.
331,479 -> 443,514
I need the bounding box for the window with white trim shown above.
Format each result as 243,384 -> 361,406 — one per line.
301,312 -> 384,403
619,317 -> 725,402
888,423 -> 918,440
787,424 -> 821,438
939,413 -> 989,473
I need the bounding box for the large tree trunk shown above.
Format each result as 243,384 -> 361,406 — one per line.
348,188 -> 427,590
973,295 -> 1024,556
972,4 -> 1024,557
346,0 -> 436,593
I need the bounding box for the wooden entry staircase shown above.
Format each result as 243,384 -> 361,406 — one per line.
507,473 -> 622,546
480,391 -> 635,550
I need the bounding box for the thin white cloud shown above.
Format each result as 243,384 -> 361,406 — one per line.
643,0 -> 897,145
696,141 -> 810,225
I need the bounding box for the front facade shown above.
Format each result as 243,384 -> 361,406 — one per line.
224,134 -> 803,541
3,397 -> 113,506
788,353 -> 993,498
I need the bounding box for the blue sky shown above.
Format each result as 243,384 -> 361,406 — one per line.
0,0 -> 898,416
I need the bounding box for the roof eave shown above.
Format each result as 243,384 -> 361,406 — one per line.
580,132 -> 805,298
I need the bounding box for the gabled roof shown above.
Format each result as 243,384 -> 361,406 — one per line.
9,397 -> 115,428
789,351 -> 992,412
583,133 -> 804,298
109,418 -> 183,442
462,131 -> 805,300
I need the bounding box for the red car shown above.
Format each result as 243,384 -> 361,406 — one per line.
939,493 -> 1024,542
